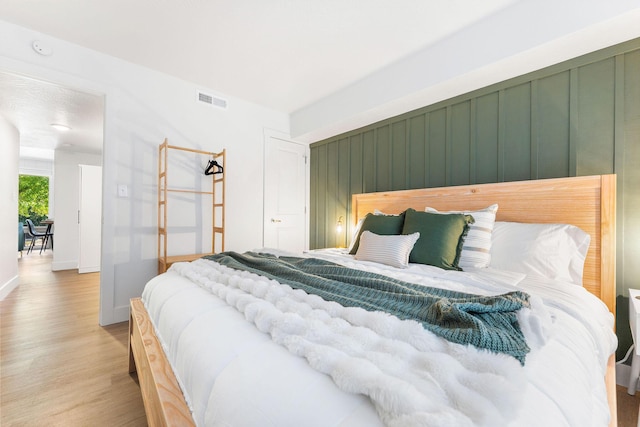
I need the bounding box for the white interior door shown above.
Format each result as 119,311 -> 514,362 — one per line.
264,135 -> 308,253
78,164 -> 102,273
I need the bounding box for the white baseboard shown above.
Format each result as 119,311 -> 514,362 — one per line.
99,304 -> 130,326
0,275 -> 19,300
618,363 -> 631,388
52,260 -> 78,271
616,362 -> 639,393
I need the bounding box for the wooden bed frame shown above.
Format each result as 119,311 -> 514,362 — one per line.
129,174 -> 617,427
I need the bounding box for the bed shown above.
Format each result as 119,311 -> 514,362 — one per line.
129,174 -> 617,427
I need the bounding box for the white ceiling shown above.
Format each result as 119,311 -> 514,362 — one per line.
0,0 -> 516,157
2,1 -> 640,155
0,0 -> 515,113
0,71 -> 104,158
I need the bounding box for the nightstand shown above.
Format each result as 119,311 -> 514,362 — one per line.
628,289 -> 640,394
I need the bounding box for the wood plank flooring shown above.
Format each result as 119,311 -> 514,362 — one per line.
619,384 -> 640,427
1,252 -> 146,426
2,252 -> 640,426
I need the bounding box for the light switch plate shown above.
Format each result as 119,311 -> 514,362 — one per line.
117,184 -> 128,198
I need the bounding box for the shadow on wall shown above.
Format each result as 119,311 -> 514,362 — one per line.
618,295 -> 632,363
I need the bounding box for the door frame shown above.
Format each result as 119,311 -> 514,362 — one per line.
262,128 -> 310,251
78,164 -> 102,273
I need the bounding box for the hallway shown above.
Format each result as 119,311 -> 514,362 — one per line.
0,252 -> 146,426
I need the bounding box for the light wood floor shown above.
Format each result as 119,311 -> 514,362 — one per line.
2,252 -> 640,426
619,384 -> 640,427
1,252 -> 146,426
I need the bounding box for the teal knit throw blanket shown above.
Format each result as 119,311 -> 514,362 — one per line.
204,252 -> 531,364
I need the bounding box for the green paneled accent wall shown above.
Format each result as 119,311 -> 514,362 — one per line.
310,38 -> 640,358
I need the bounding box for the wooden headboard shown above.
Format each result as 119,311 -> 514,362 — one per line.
351,175 -> 616,315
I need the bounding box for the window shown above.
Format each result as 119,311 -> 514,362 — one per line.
18,175 -> 50,225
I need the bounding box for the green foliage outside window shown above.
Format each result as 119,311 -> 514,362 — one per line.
18,175 -> 49,225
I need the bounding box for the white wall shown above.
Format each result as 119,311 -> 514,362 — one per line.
0,115 -> 20,300
0,20 -> 290,324
52,151 -> 101,271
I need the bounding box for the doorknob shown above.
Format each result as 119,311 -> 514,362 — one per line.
271,218 -> 282,223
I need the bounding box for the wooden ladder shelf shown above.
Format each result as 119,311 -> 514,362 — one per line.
157,138 -> 225,274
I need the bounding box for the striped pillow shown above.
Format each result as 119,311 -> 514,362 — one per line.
425,204 -> 498,269
354,231 -> 420,268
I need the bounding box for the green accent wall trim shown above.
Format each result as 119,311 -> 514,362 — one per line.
309,37 -> 640,307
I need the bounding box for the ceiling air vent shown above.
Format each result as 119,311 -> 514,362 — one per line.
196,90 -> 228,109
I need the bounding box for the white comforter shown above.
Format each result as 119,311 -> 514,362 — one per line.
141,249 -> 616,427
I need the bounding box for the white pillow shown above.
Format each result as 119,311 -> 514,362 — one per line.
425,204 -> 498,269
490,222 -> 591,285
354,231 -> 420,268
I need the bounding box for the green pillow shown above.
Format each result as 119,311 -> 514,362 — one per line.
401,208 -> 473,270
349,212 -> 405,255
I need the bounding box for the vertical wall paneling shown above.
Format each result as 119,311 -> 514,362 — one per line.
312,144 -> 328,249
530,80 -> 539,179
423,113 -> 431,188
537,71 -> 571,178
625,51 -> 640,121
392,121 -> 407,190
497,90 -> 506,182
615,54 -> 626,301
475,92 -> 500,184
617,49 -> 640,358
405,119 -> 412,189
309,38 -> 640,313
450,101 -> 471,186
326,142 -> 339,247
362,130 -> 376,193
309,145 -> 317,249
408,114 -> 426,189
623,50 -> 640,298
469,99 -> 477,184
429,108 -> 447,187
576,58 -> 616,176
348,134 -> 363,241
445,106 -> 452,186
569,69 -> 579,177
503,83 -> 532,182
375,125 -> 391,192
337,138 -> 350,248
